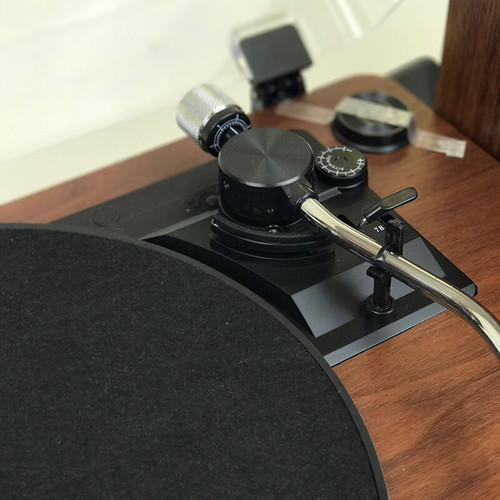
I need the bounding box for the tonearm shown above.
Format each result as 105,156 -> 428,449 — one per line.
177,84 -> 500,358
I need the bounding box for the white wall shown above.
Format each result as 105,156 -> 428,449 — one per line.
0,0 -> 449,205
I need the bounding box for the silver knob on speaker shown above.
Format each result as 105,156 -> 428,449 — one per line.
176,84 -> 251,156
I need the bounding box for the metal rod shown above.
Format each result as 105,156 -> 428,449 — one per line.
300,197 -> 500,357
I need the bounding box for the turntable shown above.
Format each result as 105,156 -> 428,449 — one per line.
0,75 -> 498,498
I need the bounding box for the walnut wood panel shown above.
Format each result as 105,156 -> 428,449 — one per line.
1,75 -> 499,499
436,0 -> 500,160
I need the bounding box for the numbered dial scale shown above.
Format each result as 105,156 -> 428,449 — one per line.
206,111 -> 251,154
315,146 -> 367,188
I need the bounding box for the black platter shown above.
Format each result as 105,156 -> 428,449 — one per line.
0,225 -> 386,498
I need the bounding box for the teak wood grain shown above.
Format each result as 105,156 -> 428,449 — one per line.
1,75 -> 499,499
436,0 -> 500,161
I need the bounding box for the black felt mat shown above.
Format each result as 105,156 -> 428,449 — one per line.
0,226 -> 383,498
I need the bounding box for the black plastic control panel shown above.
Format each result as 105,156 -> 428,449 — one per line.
57,131 -> 475,365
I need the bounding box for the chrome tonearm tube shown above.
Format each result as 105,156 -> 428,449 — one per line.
300,197 -> 500,357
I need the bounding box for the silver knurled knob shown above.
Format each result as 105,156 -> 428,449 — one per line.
176,85 -> 241,145
176,84 -> 251,156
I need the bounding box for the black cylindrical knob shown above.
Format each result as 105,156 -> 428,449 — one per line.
218,128 -> 315,227
331,92 -> 409,154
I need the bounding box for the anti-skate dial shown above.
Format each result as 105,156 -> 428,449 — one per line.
207,112 -> 251,154
315,145 -> 367,188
